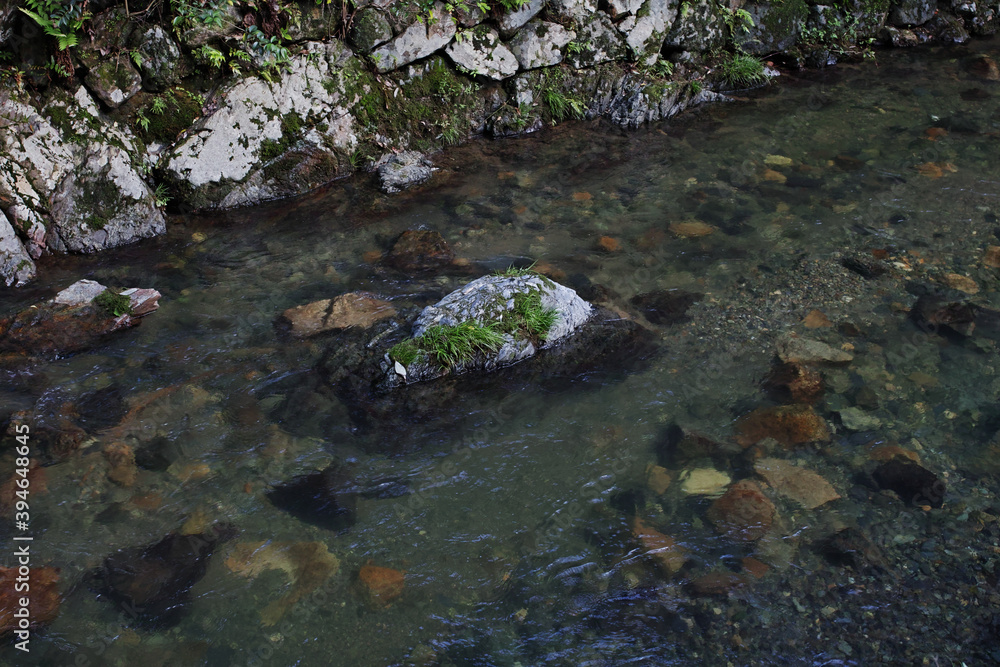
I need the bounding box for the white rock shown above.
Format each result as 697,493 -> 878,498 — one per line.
498,0 -> 546,37
53,279 -> 107,306
0,210 -> 35,287
446,27 -> 519,80
371,2 -> 457,73
508,20 -> 576,70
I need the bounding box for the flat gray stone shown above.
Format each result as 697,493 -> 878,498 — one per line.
509,20 -> 576,70
777,335 -> 854,364
498,0 -> 546,37
446,27 -> 519,79
53,279 -> 107,306
371,2 -> 457,72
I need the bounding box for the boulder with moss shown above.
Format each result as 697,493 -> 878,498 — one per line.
320,272 -> 656,437
0,279 -> 160,357
0,85 -> 164,264
382,273 -> 594,386
162,40 -> 359,210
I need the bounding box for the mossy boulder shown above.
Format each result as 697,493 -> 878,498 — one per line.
130,26 -> 182,93
348,7 -> 392,53
735,0 -> 809,55
84,56 -> 143,109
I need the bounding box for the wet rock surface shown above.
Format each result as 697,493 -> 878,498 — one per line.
89,524 -> 236,628
0,280 -> 161,358
383,229 -> 455,273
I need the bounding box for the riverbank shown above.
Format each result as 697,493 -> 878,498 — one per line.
1,0 -> 998,287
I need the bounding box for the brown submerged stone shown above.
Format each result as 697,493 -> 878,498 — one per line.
631,518 -> 688,576
735,404 -> 831,448
358,563 -> 405,608
280,292 -> 396,338
384,230 -> 454,273
0,566 -> 60,636
0,280 -> 160,358
706,480 -> 776,542
763,361 -> 824,404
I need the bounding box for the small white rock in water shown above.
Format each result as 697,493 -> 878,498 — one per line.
838,407 -> 881,431
394,360 -> 407,378
680,468 -> 731,497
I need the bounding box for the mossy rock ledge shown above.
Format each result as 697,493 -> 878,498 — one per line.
382,274 -> 594,388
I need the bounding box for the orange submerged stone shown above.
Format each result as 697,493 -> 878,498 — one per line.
359,563 -> 405,607
735,404 -> 831,448
0,566 -> 60,635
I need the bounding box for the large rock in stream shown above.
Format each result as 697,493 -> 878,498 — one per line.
317,273 -> 656,440
0,279 -> 161,358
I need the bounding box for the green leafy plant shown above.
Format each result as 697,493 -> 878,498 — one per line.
94,289 -> 133,318
493,263 -> 537,278
153,183 -> 172,207
542,88 -> 585,123
171,0 -> 231,37
19,0 -> 90,51
690,80 -> 703,94
719,52 -> 766,88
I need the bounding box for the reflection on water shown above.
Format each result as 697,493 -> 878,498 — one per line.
3,37 -> 1000,666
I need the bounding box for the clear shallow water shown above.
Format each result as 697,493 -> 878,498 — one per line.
3,38 -> 1000,666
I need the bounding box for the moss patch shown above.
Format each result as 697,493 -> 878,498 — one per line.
138,88 -> 202,145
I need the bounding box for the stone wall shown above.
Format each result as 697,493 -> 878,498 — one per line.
0,0 -> 997,286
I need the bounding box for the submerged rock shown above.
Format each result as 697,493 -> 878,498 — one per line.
735,404 -> 831,448
267,463 -> 409,532
0,566 -> 60,636
224,541 -> 340,625
872,459 -> 945,508
754,458 -> 841,509
631,517 -> 689,576
0,280 -> 161,358
279,292 -> 396,337
90,523 -> 236,628
357,563 -> 405,608
706,479 -> 776,542
384,229 -> 455,273
777,334 -> 854,364
377,151 -> 434,194
763,361 -> 824,404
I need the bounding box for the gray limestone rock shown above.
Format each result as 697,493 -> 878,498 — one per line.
349,7 -> 392,53
377,151 -> 434,194
545,0 -> 598,23
84,56 -> 143,108
446,27 -> 519,79
735,0 -> 809,55
0,210 -> 34,287
164,41 -> 358,210
889,0 -> 937,26
618,0 -> 680,63
498,0 -> 546,38
371,2 -> 457,73
388,274 -> 595,385
565,12 -> 628,68
663,0 -> 723,55
49,147 -> 165,254
0,86 -> 164,269
131,26 -> 182,92
509,20 -> 576,70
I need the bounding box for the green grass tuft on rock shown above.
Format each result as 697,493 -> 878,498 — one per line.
94,289 -> 133,317
719,52 -> 767,88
